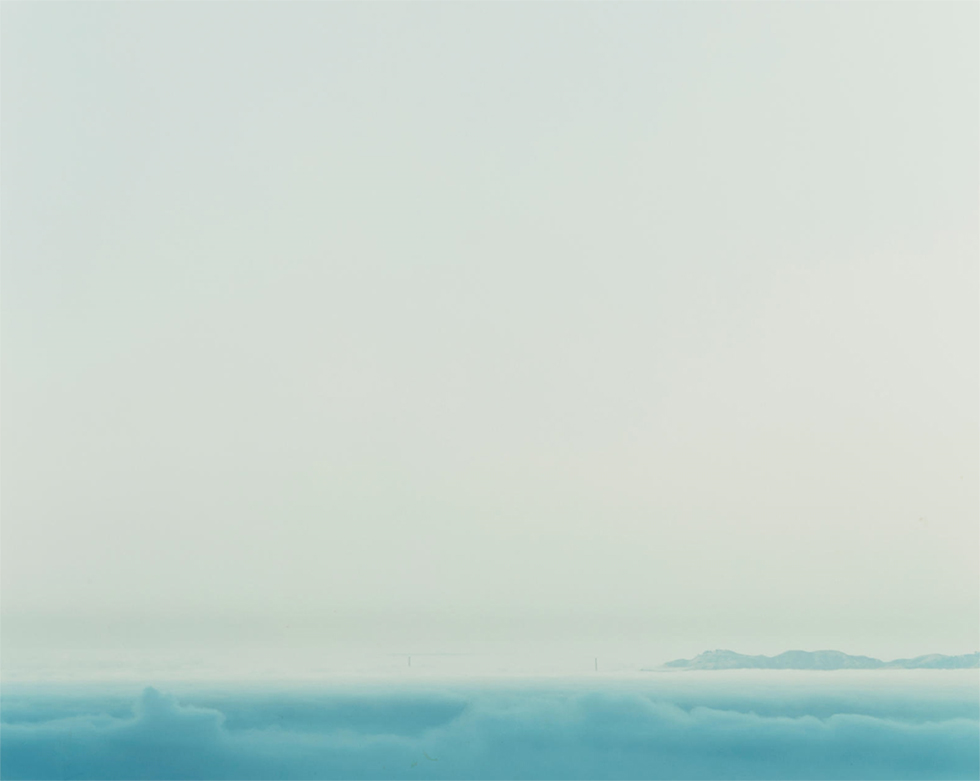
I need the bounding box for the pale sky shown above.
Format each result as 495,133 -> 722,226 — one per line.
2,2 -> 977,671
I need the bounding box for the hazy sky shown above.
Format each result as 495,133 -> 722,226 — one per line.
2,2 -> 977,666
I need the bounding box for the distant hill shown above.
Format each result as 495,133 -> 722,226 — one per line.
660,650 -> 980,670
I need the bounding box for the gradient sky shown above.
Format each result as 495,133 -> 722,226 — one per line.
2,2 -> 977,670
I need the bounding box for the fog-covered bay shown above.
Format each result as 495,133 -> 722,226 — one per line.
3,671 -> 978,779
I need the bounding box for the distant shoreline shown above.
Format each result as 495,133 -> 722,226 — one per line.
658,650 -> 980,671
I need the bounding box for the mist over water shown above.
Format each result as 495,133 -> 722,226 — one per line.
2,3 -> 978,779
6,611 -> 975,683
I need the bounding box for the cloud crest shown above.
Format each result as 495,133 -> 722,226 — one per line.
2,683 -> 978,779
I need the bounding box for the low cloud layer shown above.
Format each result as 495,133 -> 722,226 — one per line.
2,682 -> 978,779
